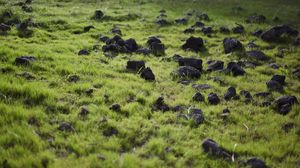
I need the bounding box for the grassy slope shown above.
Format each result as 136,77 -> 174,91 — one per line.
0,0 -> 300,167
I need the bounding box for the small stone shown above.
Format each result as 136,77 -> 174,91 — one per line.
202,139 -> 231,159
103,126 -> 118,137
246,51 -> 270,61
178,57 -> 203,71
273,95 -> 298,115
219,26 -> 230,34
67,75 -> 79,83
188,108 -> 205,126
175,66 -> 201,79
58,122 -> 75,132
110,103 -> 121,112
79,106 -> 89,116
232,24 -> 244,34
226,62 -> 245,76
223,38 -> 243,54
192,92 -> 205,102
126,60 -> 145,72
271,75 -> 285,85
207,60 -> 224,71
78,49 -> 90,55
140,67 -> 155,81
269,63 -> 280,69
83,25 -> 95,32
208,93 -> 220,105
150,42 -> 165,56
261,25 -> 298,42
152,96 -> 170,112
224,86 -> 236,101
15,56 -> 36,66
245,157 -> 267,168
266,80 -> 283,92
93,10 -> 104,20
182,36 -> 204,52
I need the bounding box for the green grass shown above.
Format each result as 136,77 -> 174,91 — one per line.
0,0 -> 300,167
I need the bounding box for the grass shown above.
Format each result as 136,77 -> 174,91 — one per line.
0,0 -> 300,167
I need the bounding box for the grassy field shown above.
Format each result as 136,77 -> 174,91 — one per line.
0,0 -> 300,167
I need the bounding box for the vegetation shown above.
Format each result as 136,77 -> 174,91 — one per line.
0,0 -> 299,167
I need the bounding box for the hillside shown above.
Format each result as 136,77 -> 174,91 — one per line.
0,0 -> 300,167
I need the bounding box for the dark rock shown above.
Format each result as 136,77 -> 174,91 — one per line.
232,24 -> 245,34
261,25 -> 299,42
269,63 -> 280,69
223,108 -> 230,114
202,26 -> 213,35
192,92 -> 205,102
245,157 -> 267,168
175,18 -> 188,24
219,26 -> 230,34
261,101 -> 272,107
103,126 -> 118,137
247,41 -> 259,49
93,10 -> 104,20
271,75 -> 285,85
85,88 -> 94,96
226,62 -> 245,76
202,139 -> 231,159
58,122 -> 75,132
208,93 -> 220,105
246,14 -> 266,24
28,117 -> 40,126
184,27 -> 195,34
79,106 -> 89,116
172,54 -> 183,62
221,108 -> 230,119
111,27 -> 122,35
15,56 -> 36,66
147,36 -> 161,46
150,42 -> 165,56
67,74 -> 79,83
192,21 -> 205,28
273,95 -> 298,115
126,60 -> 145,72
192,84 -> 211,90
254,92 -> 271,98
251,29 -> 263,36
83,25 -> 95,32
136,48 -> 151,55
140,67 -> 155,81
188,108 -> 205,126
176,66 -> 201,78
152,96 -> 169,112
224,86 -> 236,101
223,38 -> 243,54
0,23 -> 11,33
267,75 -> 285,92
178,57 -> 202,71
110,103 -> 121,112
78,49 -> 90,55
182,36 -> 204,52
197,13 -> 209,21
246,51 -> 270,61
125,38 -> 139,52
240,90 -> 253,101
156,18 -> 170,26
207,60 -> 224,71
